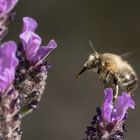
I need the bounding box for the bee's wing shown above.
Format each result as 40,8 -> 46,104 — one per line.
120,52 -> 134,59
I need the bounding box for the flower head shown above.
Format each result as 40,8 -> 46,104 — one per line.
0,41 -> 18,92
84,88 -> 135,140
0,2 -> 57,140
102,88 -> 135,124
0,0 -> 18,15
19,17 -> 57,64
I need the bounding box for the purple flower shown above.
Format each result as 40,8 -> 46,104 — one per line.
21,17 -> 37,33
0,0 -> 18,15
102,88 -> 135,124
19,17 -> 57,64
84,88 -> 135,140
0,41 -> 18,92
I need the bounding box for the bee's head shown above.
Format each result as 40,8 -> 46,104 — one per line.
76,52 -> 100,79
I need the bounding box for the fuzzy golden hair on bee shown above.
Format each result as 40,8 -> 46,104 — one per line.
100,53 -> 134,73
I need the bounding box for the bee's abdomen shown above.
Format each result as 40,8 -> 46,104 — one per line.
118,72 -> 138,93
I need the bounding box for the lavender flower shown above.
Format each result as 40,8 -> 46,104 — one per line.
0,41 -> 18,92
19,17 -> 57,65
0,12 -> 57,140
0,0 -> 57,139
84,88 -> 135,140
14,17 -> 57,119
102,88 -> 135,124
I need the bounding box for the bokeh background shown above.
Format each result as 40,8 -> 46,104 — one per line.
5,0 -> 140,140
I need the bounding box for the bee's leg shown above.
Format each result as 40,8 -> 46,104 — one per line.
114,84 -> 119,99
113,73 -> 120,99
98,68 -> 111,83
104,71 -> 119,99
98,68 -> 103,81
103,71 -> 110,84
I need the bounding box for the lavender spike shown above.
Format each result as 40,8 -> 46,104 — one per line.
84,88 -> 135,140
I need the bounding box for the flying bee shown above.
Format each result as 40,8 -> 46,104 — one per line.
76,41 -> 138,98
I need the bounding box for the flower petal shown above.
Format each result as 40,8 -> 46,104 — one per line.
22,17 -> 37,33
0,0 -> 18,14
19,31 -> 42,61
20,17 -> 57,64
102,88 -> 113,123
112,92 -> 135,122
32,39 -> 57,63
0,41 -> 18,68
0,41 -> 18,92
6,0 -> 18,13
0,0 -> 7,14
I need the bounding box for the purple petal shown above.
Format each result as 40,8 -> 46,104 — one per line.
22,17 -> 37,33
0,0 -> 18,14
0,41 -> 18,92
112,92 -> 135,122
32,39 -> 57,63
102,88 -> 113,123
0,41 -> 18,66
19,31 -> 42,61
6,0 -> 18,13
20,17 -> 57,64
0,0 -> 7,14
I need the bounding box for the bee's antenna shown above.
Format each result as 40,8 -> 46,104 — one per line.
88,40 -> 97,54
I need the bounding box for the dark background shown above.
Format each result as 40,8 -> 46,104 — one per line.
5,0 -> 140,140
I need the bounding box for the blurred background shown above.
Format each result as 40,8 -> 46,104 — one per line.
5,0 -> 140,140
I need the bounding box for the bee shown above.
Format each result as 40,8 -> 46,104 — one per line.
76,41 -> 138,98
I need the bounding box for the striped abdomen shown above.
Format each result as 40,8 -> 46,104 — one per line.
118,71 -> 137,93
